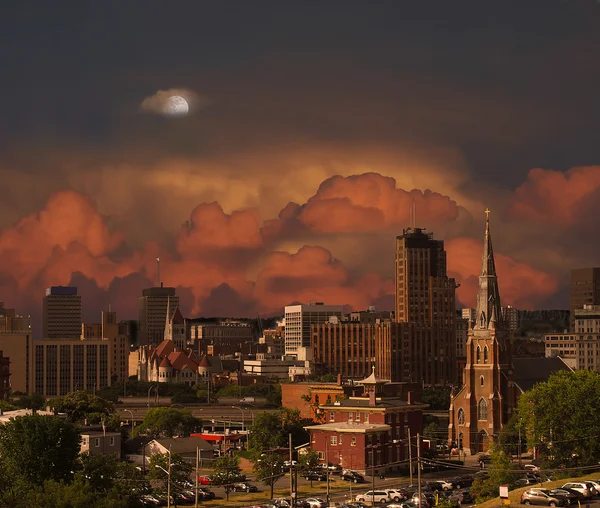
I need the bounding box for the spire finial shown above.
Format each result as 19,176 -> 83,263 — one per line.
485,208 -> 490,222
372,364 -> 375,374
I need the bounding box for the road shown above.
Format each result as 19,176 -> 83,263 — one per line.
117,405 -> 279,428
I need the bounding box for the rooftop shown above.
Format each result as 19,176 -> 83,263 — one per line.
320,396 -> 427,410
511,357 -> 572,393
304,422 -> 391,433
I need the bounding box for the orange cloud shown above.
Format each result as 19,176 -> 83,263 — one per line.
446,237 -> 559,310
296,173 -> 462,233
507,166 -> 600,226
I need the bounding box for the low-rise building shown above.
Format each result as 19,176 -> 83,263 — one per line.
0,351 -> 9,400
545,333 -> 600,371
81,431 -> 121,458
305,369 -> 427,474
144,437 -> 214,464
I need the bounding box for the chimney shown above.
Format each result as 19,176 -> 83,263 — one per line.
407,391 -> 412,405
337,374 -> 342,386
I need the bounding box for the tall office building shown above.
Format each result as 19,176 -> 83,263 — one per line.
43,286 -> 82,339
0,302 -> 31,393
138,286 -> 179,346
285,302 -> 344,356
395,227 -> 457,385
570,268 -> 600,331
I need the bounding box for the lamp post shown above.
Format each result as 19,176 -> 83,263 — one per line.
124,409 -> 135,429
231,406 -> 245,450
155,445 -> 172,508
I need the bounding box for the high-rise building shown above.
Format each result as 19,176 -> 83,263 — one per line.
0,351 -> 10,401
138,286 -> 179,346
461,308 -> 476,322
395,227 -> 457,385
43,286 -> 82,339
570,268 -> 600,331
501,305 -> 520,332
189,320 -> 254,356
574,305 -> 600,333
285,302 -> 344,356
0,302 -> 32,394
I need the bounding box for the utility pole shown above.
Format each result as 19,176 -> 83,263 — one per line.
194,447 -> 199,508
417,433 -> 422,508
408,428 -> 413,486
289,433 -> 294,508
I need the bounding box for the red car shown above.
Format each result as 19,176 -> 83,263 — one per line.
198,475 -> 212,485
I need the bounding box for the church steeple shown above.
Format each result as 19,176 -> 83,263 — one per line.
474,209 -> 503,331
164,296 -> 171,341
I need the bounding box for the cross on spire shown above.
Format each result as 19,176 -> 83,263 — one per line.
485,208 -> 490,221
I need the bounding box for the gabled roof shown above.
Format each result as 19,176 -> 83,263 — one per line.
511,357 -> 572,393
170,305 -> 185,324
159,356 -> 172,369
151,437 -> 213,454
168,351 -> 199,371
199,355 -> 212,368
155,339 -> 176,358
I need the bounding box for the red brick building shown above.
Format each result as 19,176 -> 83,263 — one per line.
305,369 -> 427,474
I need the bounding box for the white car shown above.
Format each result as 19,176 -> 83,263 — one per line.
523,464 -> 540,472
562,483 -> 593,498
355,491 -> 391,503
304,498 -> 327,508
385,489 -> 407,502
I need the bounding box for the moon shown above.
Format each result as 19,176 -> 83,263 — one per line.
164,95 -> 189,115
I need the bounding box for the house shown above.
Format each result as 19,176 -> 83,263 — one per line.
0,408 -> 54,424
81,431 -> 121,458
144,437 -> 214,463
305,368 -> 427,474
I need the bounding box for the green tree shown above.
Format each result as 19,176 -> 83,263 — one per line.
298,450 -> 320,487
248,412 -> 283,453
421,387 -> 451,410
0,400 -> 17,412
497,415 -> 527,458
0,414 -> 81,486
134,407 -> 202,438
470,445 -> 516,501
147,452 -> 193,493
281,408 -> 310,448
211,455 -> 244,500
22,478 -> 131,508
12,393 -> 46,411
49,391 -> 115,425
516,369 -> 600,467
76,453 -> 149,497
253,453 -> 286,499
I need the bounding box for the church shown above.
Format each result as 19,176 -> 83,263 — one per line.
448,211 -> 570,454
448,210 -> 517,454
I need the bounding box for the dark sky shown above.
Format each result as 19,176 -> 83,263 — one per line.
1,1 -> 600,326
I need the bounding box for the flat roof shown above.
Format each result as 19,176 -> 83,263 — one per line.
304,422 -> 391,434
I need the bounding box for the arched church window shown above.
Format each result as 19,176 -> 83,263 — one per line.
478,398 -> 488,420
484,346 -> 489,364
480,375 -> 484,387
476,346 -> 481,364
457,408 -> 465,425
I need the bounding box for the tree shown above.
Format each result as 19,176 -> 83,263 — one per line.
281,408 -> 310,448
134,407 -> 202,438
248,412 -> 283,453
0,414 -> 81,486
298,450 -> 320,487
23,478 -> 131,508
147,452 -> 193,493
211,455 -> 244,500
49,391 -> 115,425
421,387 -> 451,410
470,445 -> 516,501
497,415 -> 527,458
254,453 -> 286,499
77,453 -> 149,497
0,400 -> 17,412
516,369 -> 600,467
12,393 -> 46,411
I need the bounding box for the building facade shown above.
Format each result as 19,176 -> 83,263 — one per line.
502,306 -> 520,333
305,370 -> 427,474
190,321 -> 254,357
0,351 -> 9,400
285,303 -> 344,356
395,228 -> 457,385
448,211 -> 514,454
0,303 -> 31,394
455,317 -> 469,382
570,268 -> 600,331
43,286 -> 82,339
573,305 -> 600,333
81,431 -> 121,458
138,286 -> 179,346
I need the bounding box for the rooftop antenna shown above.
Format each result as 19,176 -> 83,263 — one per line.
156,257 -> 161,287
412,197 -> 416,228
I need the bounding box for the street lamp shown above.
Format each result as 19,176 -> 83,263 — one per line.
124,409 -> 135,429
231,406 -> 245,449
155,446 -> 172,508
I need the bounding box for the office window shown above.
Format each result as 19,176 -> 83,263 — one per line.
95,438 -> 100,448
351,437 -> 357,446
330,436 -> 337,445
329,412 -> 334,422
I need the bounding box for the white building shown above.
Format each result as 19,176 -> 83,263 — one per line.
284,302 -> 344,356
461,308 -> 476,322
545,333 -> 600,371
574,305 -> 600,333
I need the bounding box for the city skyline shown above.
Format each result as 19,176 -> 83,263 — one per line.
2,2 -> 600,324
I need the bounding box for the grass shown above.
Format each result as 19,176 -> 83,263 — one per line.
477,472 -> 600,508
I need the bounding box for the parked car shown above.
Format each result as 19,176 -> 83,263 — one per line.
385,489 -> 409,502
140,495 -> 161,506
304,470 -> 327,481
478,454 -> 492,463
428,480 -> 453,491
233,482 -> 258,492
304,498 -> 327,508
450,476 -> 473,489
516,478 -> 539,487
562,483 -> 594,498
586,481 -> 600,495
521,488 -> 566,506
342,471 -> 366,483
449,489 -> 473,505
197,487 -> 215,499
547,488 -> 580,505
356,491 -> 391,504
320,464 -> 342,474
197,475 -> 211,485
524,464 -> 541,472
